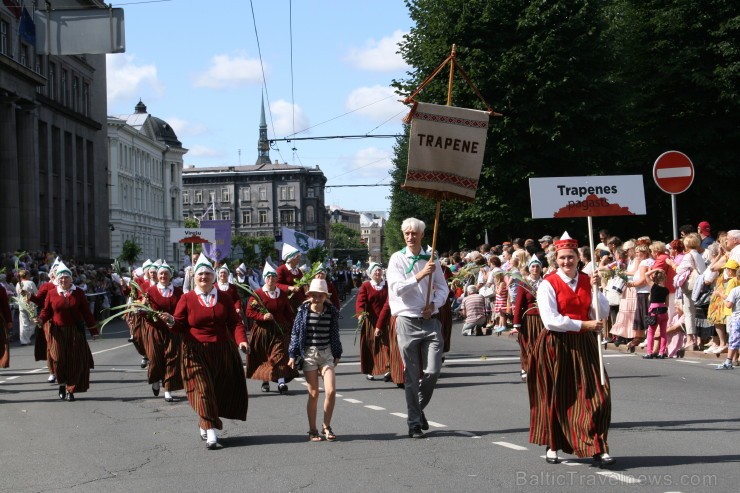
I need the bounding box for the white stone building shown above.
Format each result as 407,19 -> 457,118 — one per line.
107,101 -> 187,264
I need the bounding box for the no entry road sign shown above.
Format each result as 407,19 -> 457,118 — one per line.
653,150 -> 694,194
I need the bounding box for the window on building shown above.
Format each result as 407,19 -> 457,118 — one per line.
280,210 -> 295,224
183,212 -> 190,218
20,43 -> 30,67
307,187 -> 315,198
242,211 -> 251,225
259,187 -> 266,201
48,63 -> 57,100
306,206 -> 315,223
182,191 -> 189,204
241,187 -> 250,201
83,82 -> 90,117
72,76 -> 80,112
221,210 -> 230,221
0,20 -> 9,56
61,69 -> 69,106
194,190 -> 203,203
279,186 -> 295,201
221,188 -> 230,202
208,190 -> 215,203
259,211 -> 267,224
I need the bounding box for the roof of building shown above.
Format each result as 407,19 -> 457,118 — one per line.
114,100 -> 182,147
183,162 -> 322,174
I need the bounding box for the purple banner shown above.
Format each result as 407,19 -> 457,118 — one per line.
200,220 -> 232,261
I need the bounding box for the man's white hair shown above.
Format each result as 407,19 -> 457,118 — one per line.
401,217 -> 425,234
728,230 -> 740,242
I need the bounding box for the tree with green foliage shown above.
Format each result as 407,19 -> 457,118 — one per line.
119,239 -> 142,267
231,235 -> 277,268
330,223 -> 369,264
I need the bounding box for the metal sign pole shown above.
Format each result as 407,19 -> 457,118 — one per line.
671,194 -> 678,240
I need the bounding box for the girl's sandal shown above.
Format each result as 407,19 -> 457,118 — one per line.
308,430 -> 323,442
322,425 -> 337,441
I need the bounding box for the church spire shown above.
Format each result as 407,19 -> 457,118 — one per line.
256,93 -> 270,165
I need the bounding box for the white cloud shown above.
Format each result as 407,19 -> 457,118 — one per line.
193,53 -> 263,89
346,30 -> 409,72
165,117 -> 208,137
187,145 -> 224,159
106,54 -> 163,104
345,85 -> 407,121
269,100 -> 310,137
334,147 -> 393,181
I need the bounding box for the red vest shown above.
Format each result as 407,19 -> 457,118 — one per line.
545,272 -> 592,322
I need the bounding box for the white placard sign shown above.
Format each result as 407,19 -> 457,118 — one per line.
529,175 -> 646,219
169,228 -> 216,243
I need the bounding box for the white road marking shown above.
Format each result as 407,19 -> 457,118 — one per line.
390,412 -> 407,419
427,420 -> 446,428
676,360 -> 699,364
493,441 -> 527,451
6,376 -> 19,380
596,471 -> 642,484
343,398 -> 362,404
335,393 -> 343,397
364,405 -> 385,411
91,343 -> 132,355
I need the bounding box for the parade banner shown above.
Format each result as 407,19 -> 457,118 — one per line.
281,226 -> 324,253
200,220 -> 232,261
529,175 -> 646,219
404,102 -> 489,202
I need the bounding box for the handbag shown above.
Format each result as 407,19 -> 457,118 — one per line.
645,312 -> 657,327
605,277 -> 626,306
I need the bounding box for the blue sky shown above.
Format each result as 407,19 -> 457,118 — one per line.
106,0 -> 414,214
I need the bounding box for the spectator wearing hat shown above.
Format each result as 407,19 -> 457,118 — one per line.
144,261 -> 184,402
247,262 -> 299,394
288,278 -> 342,442
529,232 -> 614,467
705,259 -> 740,355
538,235 -> 553,251
698,221 -> 714,250
356,263 -> 391,381
164,253 -> 249,450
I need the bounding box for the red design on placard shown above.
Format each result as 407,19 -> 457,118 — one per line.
552,194 -> 635,218
405,170 -> 479,191
414,111 -> 488,128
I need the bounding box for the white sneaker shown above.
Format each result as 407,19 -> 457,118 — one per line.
47,374 -> 56,383
638,341 -> 647,348
703,344 -> 717,353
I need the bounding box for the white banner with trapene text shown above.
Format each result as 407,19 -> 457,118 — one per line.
529,175 -> 646,219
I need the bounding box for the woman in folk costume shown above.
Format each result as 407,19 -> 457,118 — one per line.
121,260 -> 152,369
37,262 -> 98,402
245,262 -> 299,394
315,265 -> 340,309
529,233 -> 615,467
30,257 -> 60,382
144,261 -> 184,402
356,262 -> 392,381
163,253 -> 248,450
0,285 -> 11,368
513,256 -> 544,383
216,265 -> 243,315
276,244 -> 305,310
438,259 -> 454,354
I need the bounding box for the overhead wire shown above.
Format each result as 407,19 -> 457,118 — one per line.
249,0 -> 286,163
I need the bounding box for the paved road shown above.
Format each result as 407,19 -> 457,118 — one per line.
1,293 -> 738,492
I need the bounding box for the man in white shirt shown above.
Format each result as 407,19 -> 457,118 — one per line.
386,218 -> 449,439
727,230 -> 740,264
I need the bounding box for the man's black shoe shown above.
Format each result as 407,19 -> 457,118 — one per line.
408,426 -> 425,439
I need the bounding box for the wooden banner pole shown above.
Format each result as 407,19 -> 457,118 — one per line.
587,216 -> 606,386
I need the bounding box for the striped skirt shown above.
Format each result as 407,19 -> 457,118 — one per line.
439,299 -> 453,353
388,316 -> 405,384
517,313 -> 544,373
359,316 -> 390,376
181,338 -> 248,430
49,325 -> 95,393
246,323 -> 298,383
0,313 -> 8,368
143,321 -> 183,391
528,329 -> 611,458
124,312 -> 148,357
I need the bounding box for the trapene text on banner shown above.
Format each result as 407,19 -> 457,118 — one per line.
403,102 -> 489,202
529,175 -> 646,219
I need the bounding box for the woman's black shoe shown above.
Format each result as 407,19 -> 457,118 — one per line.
58,385 -> 66,400
593,453 -> 616,468
261,382 -> 270,393
66,393 -> 75,402
277,383 -> 288,394
545,447 -> 560,464
642,353 -> 655,359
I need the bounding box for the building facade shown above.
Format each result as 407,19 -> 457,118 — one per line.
107,101 -> 186,263
0,1 -> 110,258
360,212 -> 386,264
182,103 -> 328,242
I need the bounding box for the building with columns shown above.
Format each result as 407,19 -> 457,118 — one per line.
107,101 -> 187,264
1,1 -> 109,257
181,99 -> 328,241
